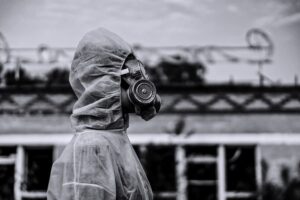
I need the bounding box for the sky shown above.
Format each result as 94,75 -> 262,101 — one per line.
0,0 -> 300,84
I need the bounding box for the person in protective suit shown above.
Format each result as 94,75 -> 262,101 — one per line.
47,28 -> 161,200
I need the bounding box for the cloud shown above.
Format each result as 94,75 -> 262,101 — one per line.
162,0 -> 193,7
254,15 -> 278,27
227,4 -> 239,13
161,0 -> 214,15
255,12 -> 300,28
276,12 -> 300,26
254,0 -> 300,28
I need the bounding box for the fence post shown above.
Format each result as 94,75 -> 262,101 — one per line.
14,146 -> 24,200
176,145 -> 187,200
255,145 -> 263,200
217,145 -> 226,200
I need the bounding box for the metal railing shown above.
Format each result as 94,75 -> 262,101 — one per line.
1,133 -> 300,200
1,84 -> 300,115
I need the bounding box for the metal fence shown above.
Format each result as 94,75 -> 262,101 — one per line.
1,133 -> 300,200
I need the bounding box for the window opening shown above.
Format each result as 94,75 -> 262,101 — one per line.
145,145 -> 176,199
23,147 -> 53,191
186,146 -> 218,200
225,146 -> 257,200
0,147 -> 16,200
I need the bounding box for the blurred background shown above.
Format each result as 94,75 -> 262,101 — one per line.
0,0 -> 300,199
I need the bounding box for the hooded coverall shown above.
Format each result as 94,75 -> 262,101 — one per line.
47,28 -> 153,200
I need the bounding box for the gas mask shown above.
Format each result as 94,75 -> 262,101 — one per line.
121,56 -> 161,121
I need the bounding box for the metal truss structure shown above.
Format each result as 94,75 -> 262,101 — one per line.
1,29 -> 273,65
1,28 -> 298,115
1,84 -> 300,115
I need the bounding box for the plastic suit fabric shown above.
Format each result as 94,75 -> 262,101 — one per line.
47,28 -> 153,200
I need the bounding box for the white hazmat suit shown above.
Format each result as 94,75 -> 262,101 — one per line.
47,28 -> 153,200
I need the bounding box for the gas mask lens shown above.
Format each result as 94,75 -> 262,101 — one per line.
121,59 -> 149,81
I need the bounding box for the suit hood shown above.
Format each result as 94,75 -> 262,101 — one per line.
69,28 -> 132,131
